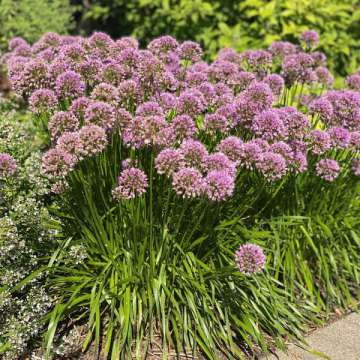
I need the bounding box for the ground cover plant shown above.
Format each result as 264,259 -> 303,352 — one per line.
1,30 -> 359,359
0,106 -> 56,358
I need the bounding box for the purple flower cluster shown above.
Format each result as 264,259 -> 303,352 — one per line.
29,89 -> 58,115
316,159 -> 340,181
300,30 -> 320,47
112,167 -> 148,200
235,244 -> 266,275
5,32 -> 358,198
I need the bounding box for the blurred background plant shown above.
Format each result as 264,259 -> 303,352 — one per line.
0,0 -> 75,48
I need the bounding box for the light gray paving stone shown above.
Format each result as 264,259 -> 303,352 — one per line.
261,312 -> 360,360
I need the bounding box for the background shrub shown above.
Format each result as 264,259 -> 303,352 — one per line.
0,0 -> 75,48
75,0 -> 360,77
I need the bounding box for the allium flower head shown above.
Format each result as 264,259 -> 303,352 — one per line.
112,167 -> 148,200
311,51 -> 327,67
252,110 -> 287,141
55,71 -> 85,99
172,167 -> 205,199
300,30 -> 320,47
136,101 -> 164,117
282,53 -> 314,84
155,149 -> 185,177
205,153 -> 236,176
180,139 -> 208,169
56,132 -> 84,159
290,151 -> 308,173
13,43 -> 32,57
51,180 -> 69,194
155,126 -> 177,148
324,90 -> 360,130
196,82 -> 216,105
178,41 -> 203,62
85,101 -> 116,130
239,141 -> 263,169
116,108 -> 133,131
278,107 -> 309,139
270,141 -> 293,163
204,113 -> 229,134
157,92 -> 177,112
241,50 -> 272,76
77,58 -> 102,83
240,81 -> 273,113
350,131 -> 360,150
256,152 -> 287,181
205,170 -> 235,201
33,32 -> 61,52
48,59 -> 70,80
263,74 -> 284,97
111,37 -> 139,54
269,41 -> 297,59
91,83 -> 119,104
42,148 -> 75,179
88,32 -> 113,57
216,48 -> 241,64
0,153 -> 17,178
315,159 -> 340,181
309,98 -> 333,122
60,43 -> 86,65
213,83 -> 234,107
48,111 -> 79,140
101,61 -> 126,86
217,136 -> 243,163
315,67 -> 334,87
308,130 -> 332,154
123,115 -> 168,148
29,89 -> 58,115
70,97 -> 91,120
148,36 -> 179,58
177,89 -> 205,116
171,115 -> 196,141
346,74 -> 360,91
10,58 -> 49,97
208,60 -> 239,83
234,71 -> 256,91
118,80 -> 140,107
186,70 -> 208,86
250,138 -> 270,151
9,37 -> 28,51
328,127 -> 350,149
235,244 -> 266,275
79,125 -> 108,156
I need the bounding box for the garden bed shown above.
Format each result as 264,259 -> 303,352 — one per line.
0,30 -> 359,359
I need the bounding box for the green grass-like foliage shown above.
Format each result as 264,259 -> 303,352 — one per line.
42,136 -> 359,359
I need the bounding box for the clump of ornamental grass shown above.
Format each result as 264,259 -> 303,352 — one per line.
4,31 -> 360,359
